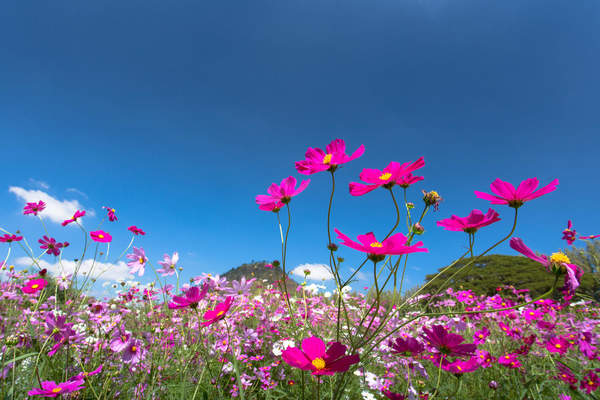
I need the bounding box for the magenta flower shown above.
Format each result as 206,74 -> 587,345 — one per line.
126,247 -> 147,276
28,379 -> 85,397
39,236 -> 64,256
102,206 -> 118,222
0,234 -> 23,243
22,278 -> 48,294
546,337 -> 570,355
122,338 -> 145,364
580,234 -> 600,240
580,371 -> 600,394
349,158 -> 424,196
202,296 -> 233,326
255,176 -> 310,212
157,252 -> 179,276
334,229 -> 427,260
23,201 -> 46,216
395,172 -> 424,188
474,177 -> 558,208
562,220 -> 577,245
498,353 -> 521,369
421,325 -> 477,358
295,138 -> 364,175
61,210 -> 86,226
473,327 -> 490,345
90,230 -> 112,243
128,225 -> 146,235
70,365 -> 103,381
282,336 -> 359,376
388,336 -> 424,356
168,285 -> 209,309
441,357 -> 480,374
436,209 -> 500,234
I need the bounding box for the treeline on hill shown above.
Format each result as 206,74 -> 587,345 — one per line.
222,260 -> 299,292
424,254 -> 599,300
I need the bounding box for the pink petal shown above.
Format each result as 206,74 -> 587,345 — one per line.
349,182 -> 379,196
325,139 -> 346,155
359,168 -> 386,184
490,178 -> 516,200
282,347 -> 312,370
523,178 -> 559,201
301,336 -> 326,360
515,178 -> 539,199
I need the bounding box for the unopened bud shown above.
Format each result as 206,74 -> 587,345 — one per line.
327,243 -> 338,252
412,223 -> 425,235
272,260 -> 281,268
489,381 -> 498,390
406,202 -> 415,209
39,268 -> 47,276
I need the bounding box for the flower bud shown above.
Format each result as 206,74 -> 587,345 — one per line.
39,268 -> 47,276
272,260 -> 281,268
412,223 -> 425,235
422,190 -> 442,210
488,381 -> 498,390
406,202 -> 415,209
327,243 -> 339,252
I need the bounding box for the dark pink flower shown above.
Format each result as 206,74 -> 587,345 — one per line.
580,372 -> 599,394
436,209 -> 500,234
28,379 -> 85,397
255,176 -> 310,212
0,234 -> 23,243
349,158 -> 424,196
295,138 -> 364,175
474,177 -> 558,208
498,353 -> 521,369
441,357 -> 480,374
546,336 -> 570,355
562,220 -> 577,245
395,172 -> 424,188
128,225 -> 146,235
102,206 -> 117,221
168,285 -> 209,309
38,236 -> 64,256
22,278 -> 48,294
70,365 -> 103,381
473,327 -> 490,344
202,296 -> 233,326
90,230 -> 112,243
335,229 -> 427,260
389,336 -> 424,356
421,325 -> 476,358
282,336 -> 359,376
23,201 -> 46,216
580,234 -> 600,240
61,210 -> 86,226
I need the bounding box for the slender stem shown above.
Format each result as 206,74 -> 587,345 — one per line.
383,188 -> 400,240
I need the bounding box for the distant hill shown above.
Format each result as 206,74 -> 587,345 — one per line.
222,260 -> 300,292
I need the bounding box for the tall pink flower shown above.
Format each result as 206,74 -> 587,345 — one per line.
282,336 -> 359,376
28,379 -> 85,397
255,176 -> 310,212
102,206 -> 118,222
22,278 -> 48,294
580,234 -> 600,240
436,209 -> 500,234
126,247 -> 147,276
334,229 -> 427,260
157,252 -> 179,277
39,236 -> 65,256
474,178 -> 558,208
561,220 -> 577,245
24,201 -> 46,216
90,230 -> 112,243
395,172 -> 424,188
0,234 -> 23,243
168,285 -> 209,309
202,296 -> 233,326
62,210 -> 86,226
349,158 -> 424,196
128,225 -> 146,235
295,139 -> 364,175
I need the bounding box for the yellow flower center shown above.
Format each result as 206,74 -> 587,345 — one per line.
31,284 -> 39,289
98,234 -> 104,239
111,209 -> 115,213
323,153 -> 332,164
379,172 -> 392,181
430,191 -> 439,197
52,388 -> 62,393
555,344 -> 562,348
139,257 -> 145,264
216,310 -> 225,317
131,346 -> 137,352
370,242 -> 383,248
170,264 -> 175,269
312,357 -> 326,370
457,365 -> 462,371
550,252 -> 571,264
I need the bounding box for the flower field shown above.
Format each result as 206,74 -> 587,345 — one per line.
1,139 -> 599,399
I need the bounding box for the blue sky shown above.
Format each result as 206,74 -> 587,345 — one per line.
1,0 -> 599,293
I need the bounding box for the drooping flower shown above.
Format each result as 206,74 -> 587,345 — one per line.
27,379 -> 85,397
22,278 -> 48,294
395,172 -> 424,188
334,229 -> 427,261
168,285 -> 209,309
282,336 -> 360,376
23,201 -> 46,216
295,138 -> 364,175
436,209 -> 500,234
474,178 -> 558,208
102,206 -> 118,222
255,176 -> 310,212
126,247 -> 147,276
202,296 -> 233,326
562,220 -> 577,245
0,234 -> 23,243
349,158 -> 424,196
421,325 -> 476,359
90,230 -> 112,243
580,234 -> 600,240
157,252 -> 179,276
128,225 -> 146,235
39,236 -> 64,256
62,210 -> 86,226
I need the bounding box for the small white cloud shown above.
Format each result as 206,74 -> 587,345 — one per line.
28,178 -> 50,190
66,188 -> 88,199
304,283 -> 326,294
9,187 -> 93,224
291,263 -> 334,281
15,257 -> 133,282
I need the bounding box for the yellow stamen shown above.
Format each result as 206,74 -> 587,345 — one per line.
139,257 -> 145,264
550,252 -> 571,265
131,346 -> 137,352
31,284 -> 39,289
312,357 -> 326,370
323,154 -> 332,164
370,242 -> 383,248
98,234 -> 104,239
52,388 -> 62,393
555,344 -> 562,348
216,310 -> 225,317
379,172 -> 392,181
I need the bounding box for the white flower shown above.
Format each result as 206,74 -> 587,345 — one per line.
272,339 -> 295,356
361,391 -> 376,400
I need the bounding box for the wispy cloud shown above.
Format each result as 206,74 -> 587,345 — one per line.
291,263 -> 334,281
66,187 -> 88,199
28,178 -> 50,190
15,257 -> 133,282
9,187 -> 94,224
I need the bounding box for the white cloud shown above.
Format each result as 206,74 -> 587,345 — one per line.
15,257 -> 133,282
28,178 -> 50,190
291,263 -> 334,281
349,267 -> 367,281
9,187 -> 94,224
304,283 -> 326,294
66,188 -> 88,199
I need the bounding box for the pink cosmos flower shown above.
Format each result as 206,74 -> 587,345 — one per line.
22,278 -> 48,294
421,325 -> 477,358
122,338 -> 145,364
441,357 -> 480,374
102,206 -> 117,222
349,158 -> 424,196
70,365 -> 103,381
168,285 -> 209,309
0,234 -> 23,243
580,234 -> 600,240
282,336 -> 359,376
157,252 -> 179,276
126,247 -> 147,276
546,336 -> 570,355
388,336 -> 424,356
39,236 -> 65,256
334,229 -> 427,260
23,201 -> 46,216
255,176 -> 310,212
202,296 -> 233,326
128,225 -> 146,235
90,230 -> 112,243
562,220 -> 577,245
436,209 -> 500,234
498,353 -> 521,369
580,371 -> 599,394
474,177 -> 558,208
295,138 -> 365,175
472,327 -> 490,344
61,210 -> 86,226
28,379 -> 85,397
395,172 -> 424,188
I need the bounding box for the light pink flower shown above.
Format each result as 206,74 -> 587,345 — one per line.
157,252 -> 179,276
126,247 -> 147,276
